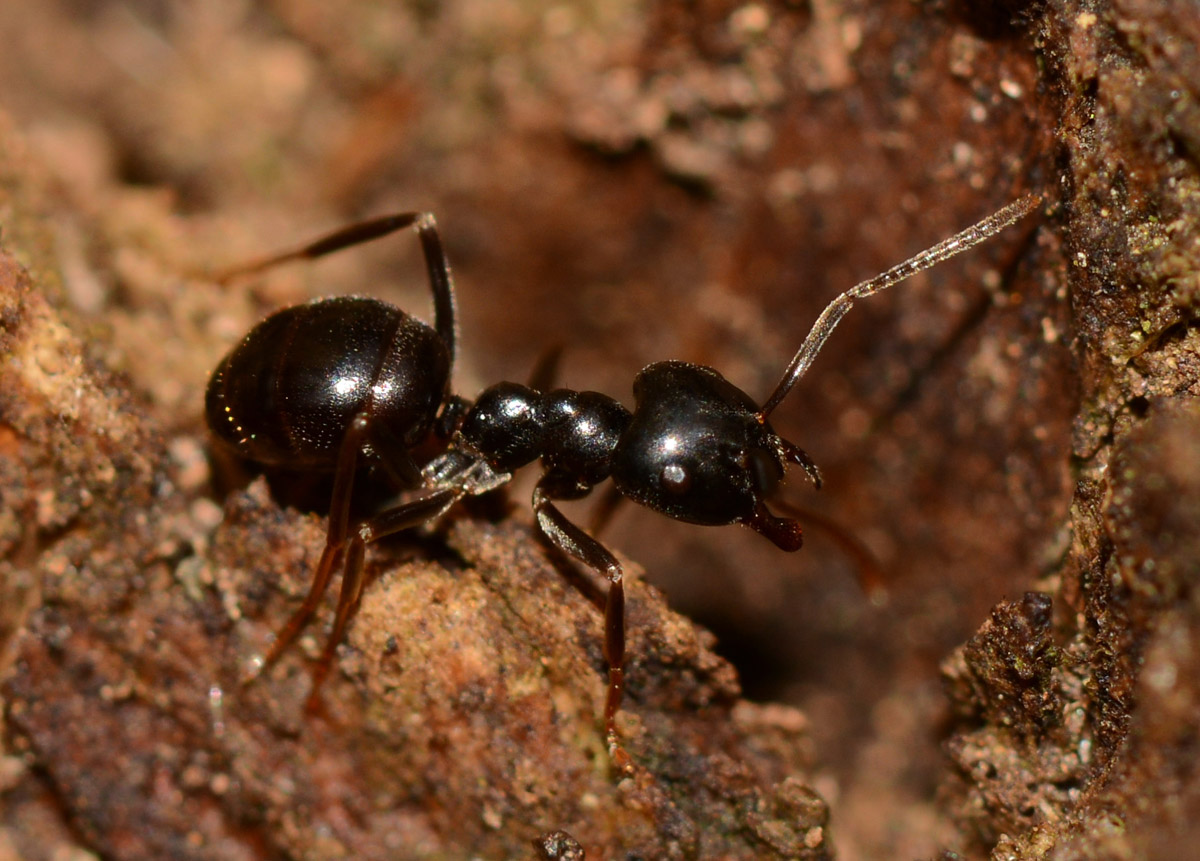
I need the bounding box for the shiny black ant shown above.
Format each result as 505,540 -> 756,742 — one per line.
206,194 -> 1039,768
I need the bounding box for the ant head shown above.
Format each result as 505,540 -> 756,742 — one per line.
611,361 -> 815,550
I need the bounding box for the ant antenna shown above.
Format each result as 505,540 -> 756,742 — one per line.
759,193 -> 1040,418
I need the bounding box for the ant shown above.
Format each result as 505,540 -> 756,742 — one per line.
207,193 -> 1039,769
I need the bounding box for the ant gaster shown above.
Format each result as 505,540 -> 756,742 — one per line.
207,195 -> 1039,769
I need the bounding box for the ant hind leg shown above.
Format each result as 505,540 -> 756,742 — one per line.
215,210 -> 458,364
242,415 -> 367,688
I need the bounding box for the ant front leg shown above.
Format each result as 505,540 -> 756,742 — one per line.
531,475 -> 633,774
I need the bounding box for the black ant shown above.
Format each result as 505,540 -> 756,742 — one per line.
206,194 -> 1039,769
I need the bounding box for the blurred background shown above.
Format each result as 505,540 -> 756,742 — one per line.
0,0 -> 1066,855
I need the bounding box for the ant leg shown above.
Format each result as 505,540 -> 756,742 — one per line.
305,534 -> 365,711
360,485 -> 465,543
435,394 -> 471,441
305,485 -> 465,707
246,414 -> 370,683
216,210 -> 457,364
526,344 -> 564,392
365,421 -> 424,489
370,450 -> 423,491
532,479 -> 633,774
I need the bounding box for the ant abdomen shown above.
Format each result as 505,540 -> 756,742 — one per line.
206,295 -> 450,469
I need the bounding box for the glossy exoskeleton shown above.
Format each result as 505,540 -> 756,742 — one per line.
207,195 -> 1039,769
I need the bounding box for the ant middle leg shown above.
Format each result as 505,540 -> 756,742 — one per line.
532,477 -> 633,773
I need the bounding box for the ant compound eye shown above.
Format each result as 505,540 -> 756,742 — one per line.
660,463 -> 692,495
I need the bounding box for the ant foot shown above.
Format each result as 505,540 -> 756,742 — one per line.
608,733 -> 636,776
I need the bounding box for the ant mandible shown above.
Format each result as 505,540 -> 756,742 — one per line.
206,193 -> 1039,769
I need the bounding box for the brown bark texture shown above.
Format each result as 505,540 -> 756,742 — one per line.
0,0 -> 1197,859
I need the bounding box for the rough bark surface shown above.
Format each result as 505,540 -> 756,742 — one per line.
0,0 -> 1196,859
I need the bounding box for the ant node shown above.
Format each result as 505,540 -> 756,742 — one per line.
206,193 -> 1040,769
